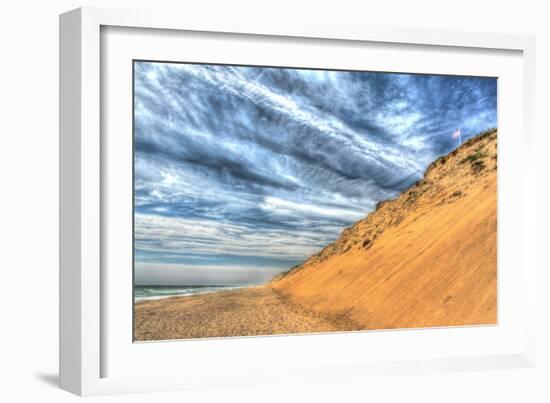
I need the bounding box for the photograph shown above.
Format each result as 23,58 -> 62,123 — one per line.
132,61 -> 498,342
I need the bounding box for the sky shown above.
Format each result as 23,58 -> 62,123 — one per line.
133,61 -> 497,286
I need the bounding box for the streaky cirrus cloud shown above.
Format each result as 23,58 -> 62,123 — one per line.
134,61 -> 497,285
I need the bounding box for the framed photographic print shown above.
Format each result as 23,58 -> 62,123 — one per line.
60,7 -> 537,396
132,60 -> 498,342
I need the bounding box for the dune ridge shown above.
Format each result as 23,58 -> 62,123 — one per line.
271,128 -> 497,329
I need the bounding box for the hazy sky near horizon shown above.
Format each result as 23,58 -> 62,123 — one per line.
133,61 -> 497,286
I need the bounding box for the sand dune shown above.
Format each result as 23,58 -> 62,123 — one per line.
272,129 -> 497,329
135,129 -> 497,340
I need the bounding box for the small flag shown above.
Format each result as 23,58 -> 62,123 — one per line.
452,128 -> 462,144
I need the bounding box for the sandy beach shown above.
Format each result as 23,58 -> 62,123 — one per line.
134,286 -> 359,341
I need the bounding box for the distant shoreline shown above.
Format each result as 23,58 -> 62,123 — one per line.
134,285 -> 247,303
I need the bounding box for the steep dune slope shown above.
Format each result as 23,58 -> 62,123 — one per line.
272,129 -> 497,329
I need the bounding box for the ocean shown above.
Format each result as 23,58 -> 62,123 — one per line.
134,285 -> 242,302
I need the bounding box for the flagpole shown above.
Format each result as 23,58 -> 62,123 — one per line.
452,128 -> 462,146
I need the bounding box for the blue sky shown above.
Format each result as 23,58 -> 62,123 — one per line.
133,61 -> 497,286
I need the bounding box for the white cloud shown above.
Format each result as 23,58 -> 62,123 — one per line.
260,196 -> 364,221
134,214 -> 331,260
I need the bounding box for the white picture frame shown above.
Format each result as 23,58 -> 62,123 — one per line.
59,6 -> 537,396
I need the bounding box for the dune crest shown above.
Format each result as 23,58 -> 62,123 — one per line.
271,129 -> 498,329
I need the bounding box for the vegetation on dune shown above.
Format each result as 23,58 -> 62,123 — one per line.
461,148 -> 488,164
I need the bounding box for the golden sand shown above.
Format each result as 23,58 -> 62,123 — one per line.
134,286 -> 358,341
